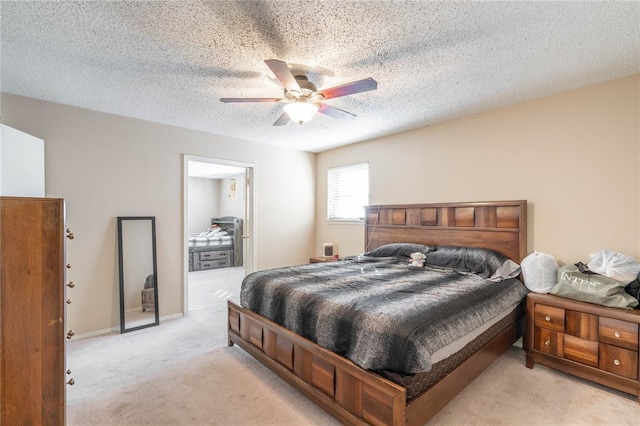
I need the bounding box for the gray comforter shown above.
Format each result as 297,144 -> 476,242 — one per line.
240,256 -> 528,374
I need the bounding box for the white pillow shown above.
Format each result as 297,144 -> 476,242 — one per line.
198,227 -> 222,238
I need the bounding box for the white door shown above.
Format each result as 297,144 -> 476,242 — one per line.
243,167 -> 255,274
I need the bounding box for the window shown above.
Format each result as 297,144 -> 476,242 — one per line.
327,162 -> 369,221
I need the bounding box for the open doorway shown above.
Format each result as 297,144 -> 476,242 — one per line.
183,155 -> 255,314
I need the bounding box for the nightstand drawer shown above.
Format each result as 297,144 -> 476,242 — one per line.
534,327 -> 564,356
566,310 -> 598,341
534,304 -> 565,332
599,343 -> 638,380
599,317 -> 638,351
564,334 -> 598,367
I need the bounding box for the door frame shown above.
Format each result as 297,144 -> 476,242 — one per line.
182,154 -> 257,314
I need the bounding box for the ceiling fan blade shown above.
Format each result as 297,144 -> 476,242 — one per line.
273,112 -> 290,126
264,59 -> 300,93
320,77 -> 377,100
318,103 -> 356,120
220,98 -> 281,103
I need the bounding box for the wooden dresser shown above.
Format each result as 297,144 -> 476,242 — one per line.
0,197 -> 70,424
526,293 -> 640,403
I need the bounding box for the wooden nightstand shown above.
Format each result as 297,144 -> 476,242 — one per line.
309,256 -> 337,263
526,293 -> 640,403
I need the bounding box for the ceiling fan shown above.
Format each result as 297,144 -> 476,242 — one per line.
220,59 -> 377,126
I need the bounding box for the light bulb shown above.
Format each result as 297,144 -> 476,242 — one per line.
283,101 -> 319,124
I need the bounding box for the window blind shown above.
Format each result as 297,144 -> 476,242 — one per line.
327,162 -> 369,221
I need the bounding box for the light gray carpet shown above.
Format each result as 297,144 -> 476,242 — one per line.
67,268 -> 640,425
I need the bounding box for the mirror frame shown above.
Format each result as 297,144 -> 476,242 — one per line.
117,216 -> 159,333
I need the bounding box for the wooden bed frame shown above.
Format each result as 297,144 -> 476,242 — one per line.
228,200 -> 527,425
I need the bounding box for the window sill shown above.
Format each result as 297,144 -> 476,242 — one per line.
326,220 -> 364,225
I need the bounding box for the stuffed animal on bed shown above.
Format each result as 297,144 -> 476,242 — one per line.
409,252 -> 426,267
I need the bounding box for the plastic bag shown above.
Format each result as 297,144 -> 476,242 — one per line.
550,264 -> 638,309
521,251 -> 558,293
587,249 -> 640,285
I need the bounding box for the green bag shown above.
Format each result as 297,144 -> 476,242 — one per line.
550,264 -> 638,309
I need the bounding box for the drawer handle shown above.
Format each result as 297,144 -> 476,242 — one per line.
614,331 -> 621,338
67,281 -> 75,288
66,378 -> 75,386
545,315 -> 551,322
544,340 -> 551,346
67,369 -> 72,375
66,299 -> 72,304
66,330 -> 75,340
614,359 -> 621,366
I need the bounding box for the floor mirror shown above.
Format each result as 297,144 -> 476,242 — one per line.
117,216 -> 159,333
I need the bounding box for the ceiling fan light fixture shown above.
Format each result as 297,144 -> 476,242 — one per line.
283,101 -> 318,125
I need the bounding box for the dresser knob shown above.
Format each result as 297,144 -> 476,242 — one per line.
613,359 -> 621,366
544,340 -> 551,346
67,281 -> 75,288
66,228 -> 74,240
67,369 -> 72,375
66,263 -> 72,269
66,299 -> 72,304
614,331 -> 621,338
66,330 -> 75,339
545,315 -> 551,322
66,378 -> 75,386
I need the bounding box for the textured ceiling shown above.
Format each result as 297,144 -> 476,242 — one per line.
1,1 -> 638,153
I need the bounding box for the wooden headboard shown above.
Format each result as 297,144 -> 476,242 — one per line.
365,200 -> 527,262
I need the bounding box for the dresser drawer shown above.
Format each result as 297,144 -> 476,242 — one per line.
199,250 -> 230,261
599,343 -> 638,380
599,317 -> 638,351
200,259 -> 229,269
534,304 -> 565,332
534,327 -> 564,356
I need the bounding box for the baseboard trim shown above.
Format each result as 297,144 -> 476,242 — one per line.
73,312 -> 186,340
161,313 -> 185,322
74,327 -> 118,340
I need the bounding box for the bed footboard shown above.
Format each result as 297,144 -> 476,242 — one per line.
227,301 -> 407,425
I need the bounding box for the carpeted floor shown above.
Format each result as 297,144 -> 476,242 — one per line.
67,267 -> 640,425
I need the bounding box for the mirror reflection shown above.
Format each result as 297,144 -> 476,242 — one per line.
118,216 -> 159,333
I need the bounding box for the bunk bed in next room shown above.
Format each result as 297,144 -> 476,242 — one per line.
188,216 -> 243,271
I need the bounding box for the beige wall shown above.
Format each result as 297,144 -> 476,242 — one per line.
1,94 -> 316,335
218,173 -> 245,219
316,75 -> 640,264
3,75 -> 638,334
187,177 -> 220,234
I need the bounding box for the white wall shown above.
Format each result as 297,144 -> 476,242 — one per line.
1,93 -> 316,335
0,124 -> 45,196
316,75 -> 640,264
187,177 -> 220,234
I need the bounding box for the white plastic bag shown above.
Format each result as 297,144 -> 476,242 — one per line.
587,249 -> 640,285
521,251 -> 558,293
